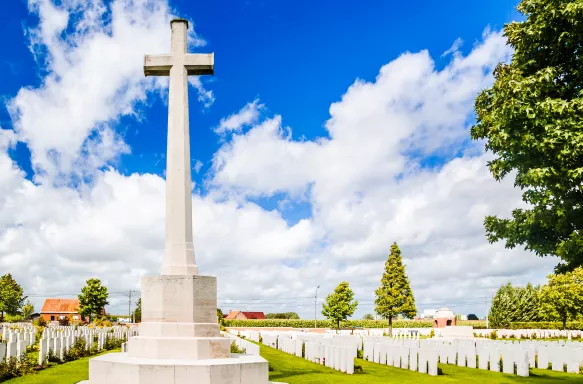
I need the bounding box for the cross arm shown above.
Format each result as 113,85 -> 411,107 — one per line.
184,53 -> 214,76
144,54 -> 173,76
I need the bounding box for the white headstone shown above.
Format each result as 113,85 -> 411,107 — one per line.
514,349 -> 529,377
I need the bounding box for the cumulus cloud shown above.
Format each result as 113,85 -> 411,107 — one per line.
208,29 -> 558,315
214,99 -> 264,135
8,0 -> 213,182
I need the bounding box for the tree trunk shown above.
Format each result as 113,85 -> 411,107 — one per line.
337,320 -> 340,330
562,316 -> 567,331
0,310 -> 3,323
389,316 -> 393,337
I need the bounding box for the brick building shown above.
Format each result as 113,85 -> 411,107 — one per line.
40,298 -> 84,323
224,311 -> 266,320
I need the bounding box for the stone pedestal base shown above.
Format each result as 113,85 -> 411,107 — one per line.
79,275 -> 279,383
79,352 -> 269,384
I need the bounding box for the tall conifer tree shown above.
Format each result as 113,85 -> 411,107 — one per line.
375,243 -> 417,335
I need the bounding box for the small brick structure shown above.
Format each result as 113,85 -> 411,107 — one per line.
40,298 -> 83,323
432,307 -> 456,328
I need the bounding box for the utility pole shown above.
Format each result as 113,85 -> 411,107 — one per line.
485,295 -> 491,329
128,290 -> 133,322
314,285 -> 320,329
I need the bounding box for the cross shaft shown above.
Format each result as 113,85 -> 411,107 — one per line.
143,19 -> 214,275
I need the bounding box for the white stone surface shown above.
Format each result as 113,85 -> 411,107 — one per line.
514,349 -> 529,377
82,352 -> 268,384
143,19 -> 213,277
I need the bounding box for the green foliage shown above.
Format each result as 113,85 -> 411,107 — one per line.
374,243 -> 416,335
224,319 -> 433,328
33,317 -> 47,328
467,314 -> 479,321
0,274 -> 27,322
4,314 -> 24,323
490,330 -> 498,340
471,0 -> 583,272
321,281 -> 358,329
133,298 -> 141,323
488,282 -> 543,328
58,317 -> 70,326
62,338 -> 90,362
265,312 -> 300,319
362,313 -> 374,320
0,355 -> 36,381
78,278 -> 109,322
21,301 -> 35,320
509,321 -> 583,330
230,341 -> 246,354
539,266 -> 583,329
104,335 -> 125,350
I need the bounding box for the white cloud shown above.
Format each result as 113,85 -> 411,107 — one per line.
207,29 -> 558,316
8,0 -> 213,182
214,99 -> 264,135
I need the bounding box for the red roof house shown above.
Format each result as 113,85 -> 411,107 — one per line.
40,298 -> 83,323
224,311 -> 266,320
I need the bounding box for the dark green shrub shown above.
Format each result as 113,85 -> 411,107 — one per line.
230,341 -> 246,354
509,321 -> 583,330
224,319 -> 433,328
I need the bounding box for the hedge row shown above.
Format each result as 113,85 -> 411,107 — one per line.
508,322 -> 583,330
224,319 -> 433,328
458,320 -> 487,329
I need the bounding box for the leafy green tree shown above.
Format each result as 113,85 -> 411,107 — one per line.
78,278 -> 109,322
321,282 -> 358,329
374,243 -> 417,336
540,266 -> 583,329
217,308 -> 224,323
362,313 -> 374,320
133,298 -> 142,323
0,274 -> 26,322
266,312 -> 300,319
21,300 -> 35,320
488,282 -> 543,328
471,0 -> 583,272
467,314 -> 479,321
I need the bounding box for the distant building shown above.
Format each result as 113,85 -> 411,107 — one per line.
40,298 -> 83,323
432,307 -> 457,328
224,311 -> 266,320
40,298 -> 106,323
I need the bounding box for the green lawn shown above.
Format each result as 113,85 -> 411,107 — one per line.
2,350 -> 119,384
262,344 -> 582,383
3,346 -> 581,383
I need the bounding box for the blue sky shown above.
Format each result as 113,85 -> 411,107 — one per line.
1,0 -> 556,319
2,0 -> 517,186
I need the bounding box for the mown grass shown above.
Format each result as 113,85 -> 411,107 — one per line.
2,350 -> 118,384
261,344 -> 582,383
4,345 -> 581,383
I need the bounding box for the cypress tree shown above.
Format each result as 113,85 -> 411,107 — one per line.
488,282 -> 543,328
375,243 -> 417,336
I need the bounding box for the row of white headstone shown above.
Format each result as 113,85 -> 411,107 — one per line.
0,324 -> 137,365
362,338 -> 583,376
259,331 -> 356,374
0,324 -> 38,362
223,331 -> 261,355
363,338 -> 439,375
475,329 -> 583,340
326,328 -> 430,337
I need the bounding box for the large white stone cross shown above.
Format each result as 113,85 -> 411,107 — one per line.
144,18 -> 214,276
